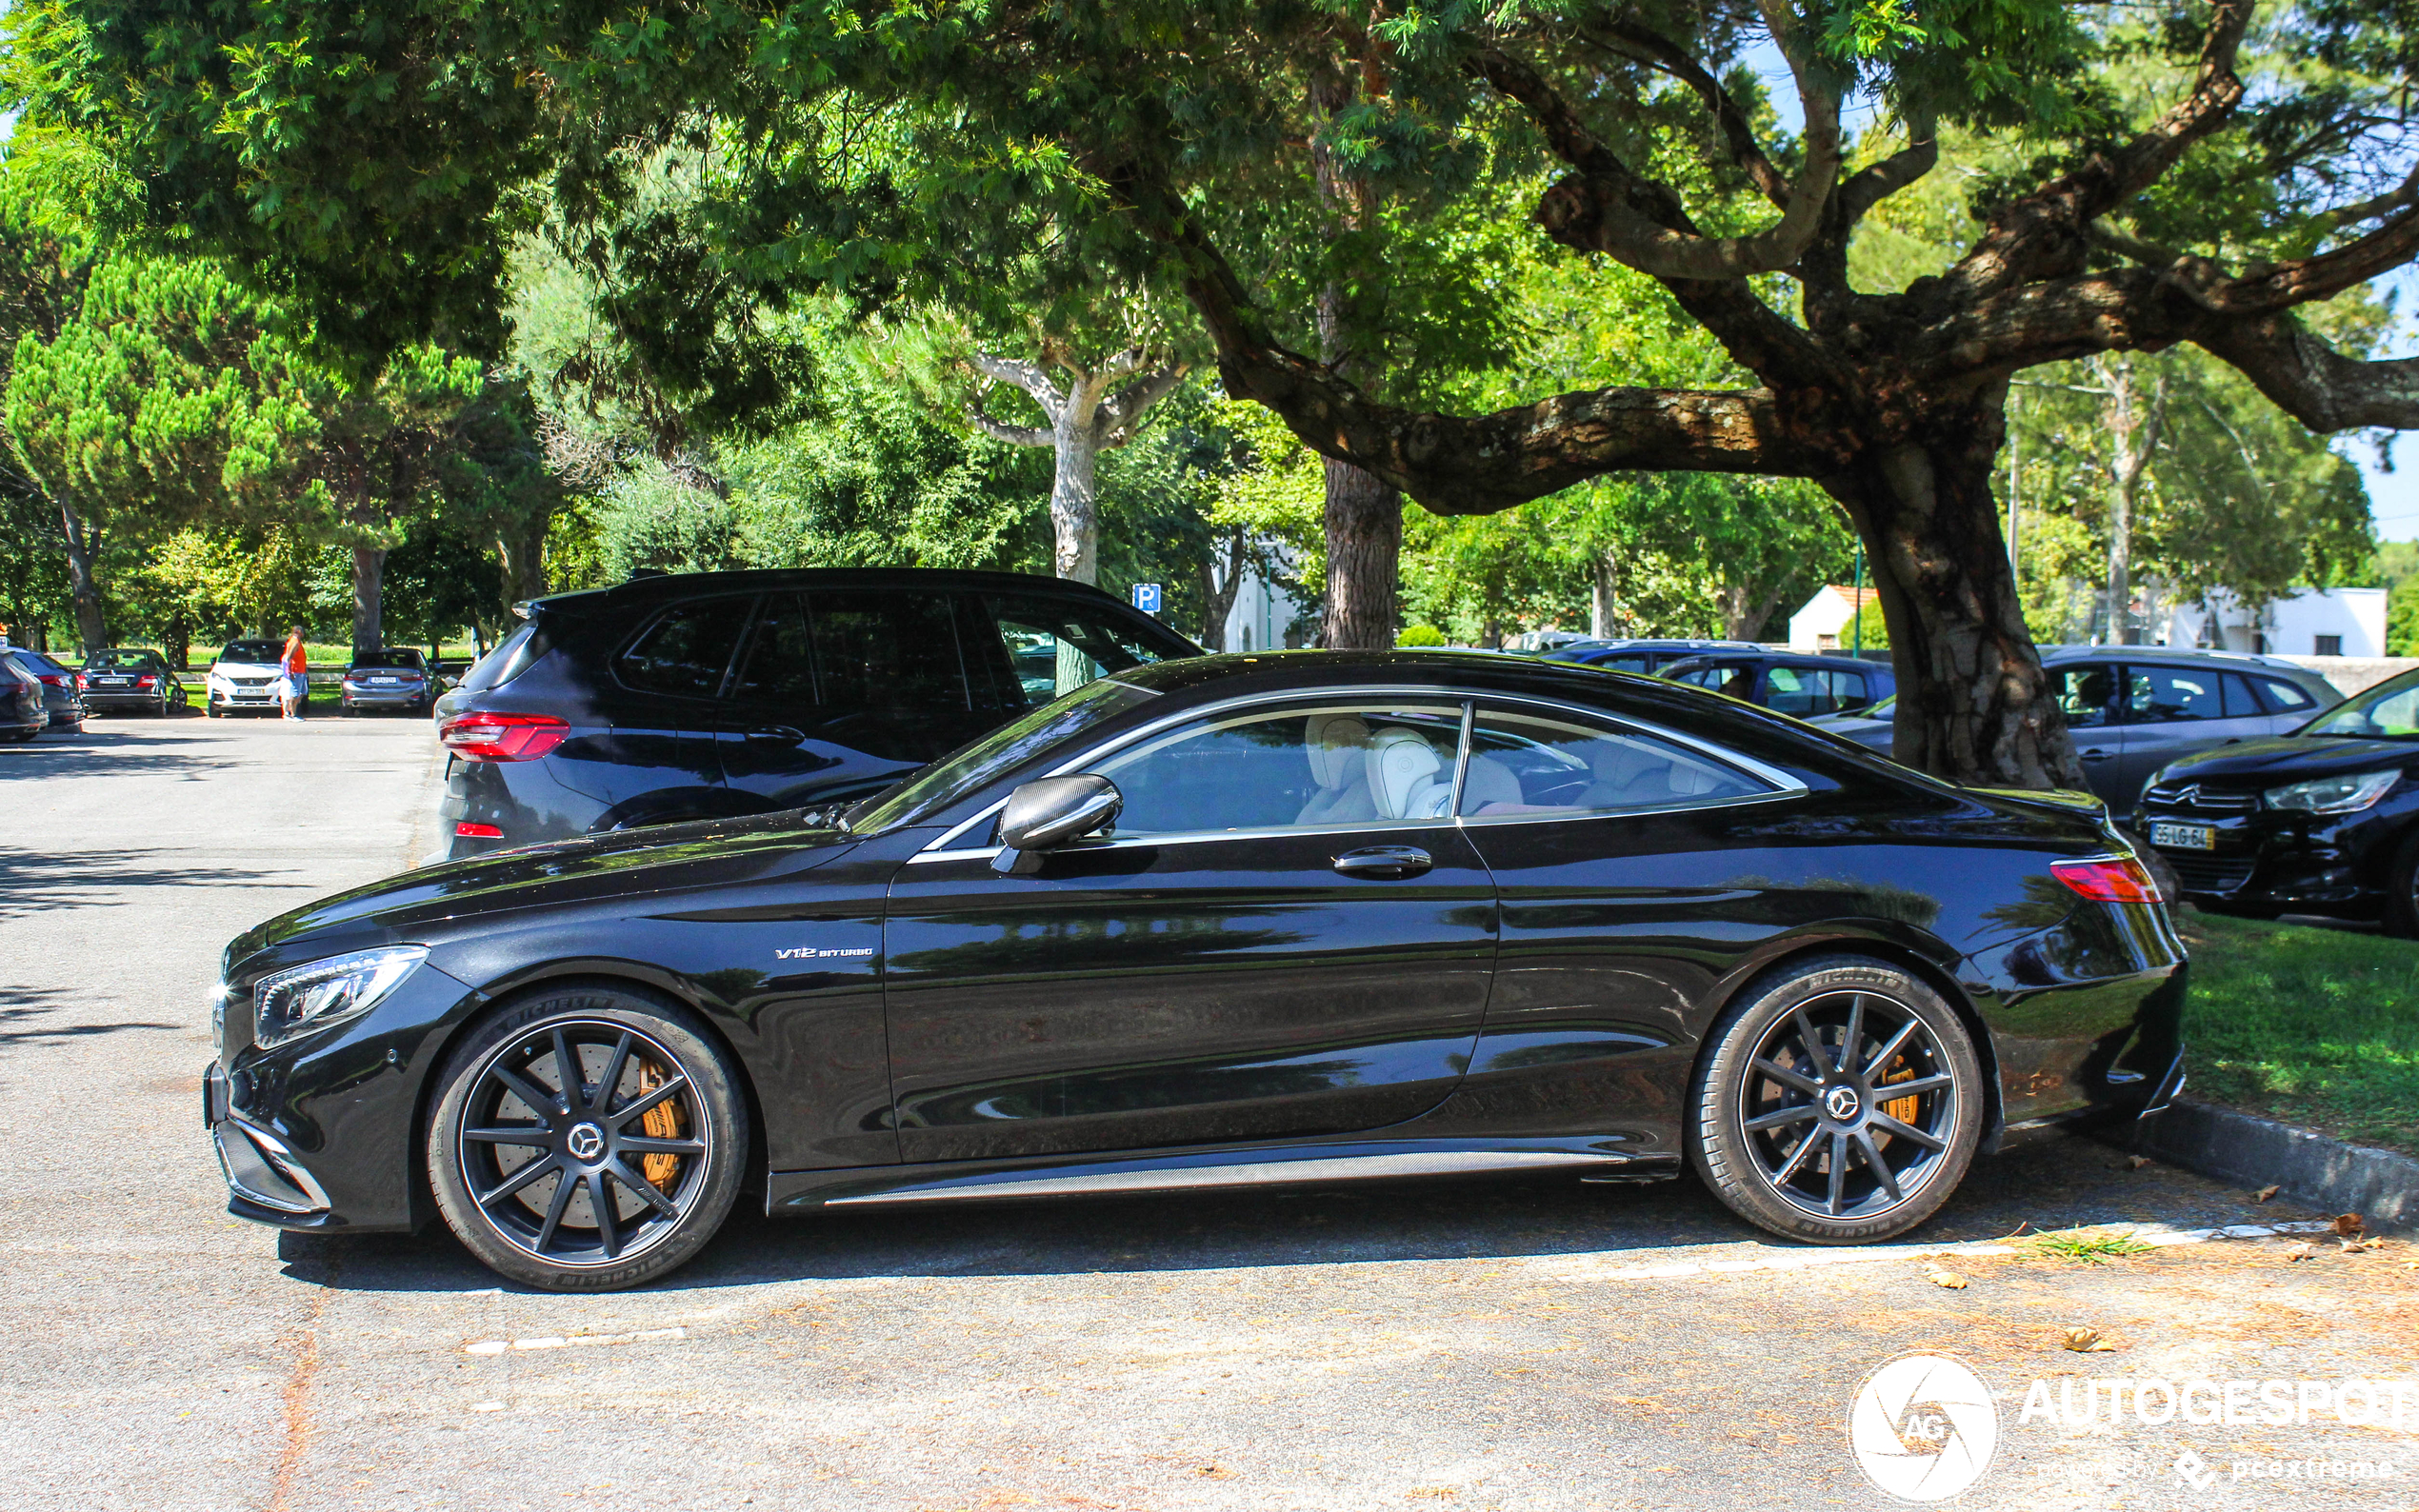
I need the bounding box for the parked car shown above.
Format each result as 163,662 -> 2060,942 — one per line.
1809,647 -> 2338,810
430,568 -> 1204,859
75,647 -> 185,717
1543,637 -> 1763,676
341,647 -> 435,716
1658,650 -> 1894,718
4,647 -> 86,729
0,657 -> 47,742
207,647 -> 2183,1289
2134,665 -> 2419,930
206,640 -> 296,716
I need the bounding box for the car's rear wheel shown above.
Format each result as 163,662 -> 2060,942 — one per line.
1689,956 -> 1983,1244
428,985 -> 749,1291
2381,830 -> 2419,938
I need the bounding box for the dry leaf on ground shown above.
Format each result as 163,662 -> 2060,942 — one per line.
2125,1156 -> 2150,1170
2252,1184 -> 2281,1203
1924,1265 -> 1969,1290
2062,1327 -> 2117,1353
2283,1242 -> 2318,1262
2332,1213 -> 2367,1239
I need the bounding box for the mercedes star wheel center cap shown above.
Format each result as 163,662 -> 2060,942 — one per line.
566,1123 -> 605,1161
1826,1085 -> 1862,1122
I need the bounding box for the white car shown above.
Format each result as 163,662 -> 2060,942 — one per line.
205,639 -> 293,717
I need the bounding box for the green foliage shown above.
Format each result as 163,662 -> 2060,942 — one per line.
1851,596 -> 1889,650
2389,574 -> 2419,657
1397,623 -> 1448,647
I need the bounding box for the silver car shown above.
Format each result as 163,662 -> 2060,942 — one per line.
1809,647 -> 2341,808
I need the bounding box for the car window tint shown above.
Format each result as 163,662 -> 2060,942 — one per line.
1592,654 -> 1651,674
220,641 -> 282,665
975,593 -> 1171,708
2127,666 -> 2224,724
730,592 -> 817,706
1765,666 -> 1868,717
1669,663 -> 1753,696
2254,676 -> 2318,713
615,597 -> 754,700
2217,672 -> 2266,719
809,590 -> 969,710
1463,709 -> 1769,818
1095,704 -> 1465,836
2048,666 -> 2117,728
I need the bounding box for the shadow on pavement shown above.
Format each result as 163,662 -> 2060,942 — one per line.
272,1132 -> 2295,1297
0,845 -> 293,919
0,992 -> 183,1044
0,727 -> 237,782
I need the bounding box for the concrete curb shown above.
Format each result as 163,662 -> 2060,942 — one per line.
2127,1098 -> 2418,1230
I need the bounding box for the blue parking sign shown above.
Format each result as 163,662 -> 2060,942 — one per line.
1130,583 -> 1163,615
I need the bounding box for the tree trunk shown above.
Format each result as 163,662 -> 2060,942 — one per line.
1321,458 -> 1401,649
350,544 -> 386,658
495,510 -> 552,610
57,499 -> 107,654
1049,412 -> 1102,585
1198,527 -> 1249,652
1840,425 -> 2086,791
1590,555 -> 1615,638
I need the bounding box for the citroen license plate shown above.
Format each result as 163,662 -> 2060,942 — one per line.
2150,822 -> 2215,851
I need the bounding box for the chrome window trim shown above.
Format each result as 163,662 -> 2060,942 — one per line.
910,682 -> 1808,860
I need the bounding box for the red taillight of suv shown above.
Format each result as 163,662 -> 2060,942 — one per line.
439,712 -> 570,762
2050,856 -> 2162,905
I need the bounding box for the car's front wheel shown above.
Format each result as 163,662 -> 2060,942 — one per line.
428,985 -> 749,1291
1689,956 -> 1984,1244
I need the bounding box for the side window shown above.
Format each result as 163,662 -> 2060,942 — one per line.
2219,672 -> 2267,719
1671,663 -> 1754,698
1594,654 -> 1651,675
1091,704 -> 1464,836
1766,666 -> 1869,717
808,590 -> 969,710
730,593 -> 817,706
2048,666 -> 2117,729
976,593 -> 1170,708
1461,709 -> 1770,818
614,597 -> 754,700
2126,666 -> 2224,724
2254,676 -> 2319,714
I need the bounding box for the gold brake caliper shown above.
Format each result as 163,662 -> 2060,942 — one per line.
634,1062 -> 686,1191
1879,1059 -> 1920,1128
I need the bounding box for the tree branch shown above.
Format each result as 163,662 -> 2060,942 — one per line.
1578,16 -> 1789,209
1099,363 -> 1190,446
967,393 -> 1052,448
2190,311 -> 2419,430
969,351 -> 1067,420
1469,41 -> 1840,284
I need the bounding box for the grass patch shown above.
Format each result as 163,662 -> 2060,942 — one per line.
2176,905 -> 2419,1157
2028,1227 -> 2154,1263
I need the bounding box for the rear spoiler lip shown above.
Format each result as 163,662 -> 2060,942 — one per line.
1965,785 -> 2110,823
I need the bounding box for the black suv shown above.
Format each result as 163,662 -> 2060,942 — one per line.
1657,650 -> 1894,718
433,568 -> 1201,859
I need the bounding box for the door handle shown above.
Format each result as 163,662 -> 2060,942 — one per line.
1332,846 -> 1431,880
2080,747 -> 2114,762
744,726 -> 804,746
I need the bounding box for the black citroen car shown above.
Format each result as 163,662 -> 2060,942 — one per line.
207,650 -> 2183,1291
2136,666 -> 2419,930
431,568 -> 1200,857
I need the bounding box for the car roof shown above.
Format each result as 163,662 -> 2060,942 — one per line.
525,567 -> 1159,619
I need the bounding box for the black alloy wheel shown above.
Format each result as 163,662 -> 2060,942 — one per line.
2384,830 -> 2419,939
1690,956 -> 1983,1243
429,987 -> 748,1290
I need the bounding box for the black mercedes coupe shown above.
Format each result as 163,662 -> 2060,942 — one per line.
205,651 -> 2184,1290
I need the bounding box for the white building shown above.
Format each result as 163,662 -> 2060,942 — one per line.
2162,587 -> 2386,658
1214,547 -> 1302,653
1786,584 -> 1882,651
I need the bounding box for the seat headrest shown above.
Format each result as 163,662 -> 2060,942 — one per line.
1589,737 -> 1669,789
1304,714 -> 1371,789
1367,727 -> 1444,819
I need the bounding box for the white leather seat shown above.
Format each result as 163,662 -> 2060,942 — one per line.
1367,727 -> 1449,820
1295,714 -> 1376,825
1459,754 -> 1524,813
1577,737 -> 1675,808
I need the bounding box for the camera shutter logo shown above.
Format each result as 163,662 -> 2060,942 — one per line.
1848,1354 -> 2000,1501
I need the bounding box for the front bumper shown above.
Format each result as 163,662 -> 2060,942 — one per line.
208,956 -> 483,1233
2136,800 -> 2391,915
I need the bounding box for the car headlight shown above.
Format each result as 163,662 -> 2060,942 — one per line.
2263,769 -> 2402,815
253,946 -> 427,1048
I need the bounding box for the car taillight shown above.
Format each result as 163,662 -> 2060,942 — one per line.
37,674 -> 63,687
73,675 -> 87,689
439,712 -> 569,762
454,822 -> 505,839
136,675 -> 157,687
2051,857 -> 2162,905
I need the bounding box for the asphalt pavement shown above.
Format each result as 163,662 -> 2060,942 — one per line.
2,710 -> 2412,1512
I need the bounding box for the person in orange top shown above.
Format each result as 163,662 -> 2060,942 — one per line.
279,627 -> 309,720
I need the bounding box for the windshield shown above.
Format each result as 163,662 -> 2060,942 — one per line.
219,641 -> 283,665
85,648 -> 158,669
2302,668 -> 2419,738
845,676 -> 1161,833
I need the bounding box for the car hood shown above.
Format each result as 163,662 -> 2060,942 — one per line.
2149,735 -> 2419,786
226,810 -> 866,968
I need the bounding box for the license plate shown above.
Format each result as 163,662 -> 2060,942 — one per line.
370,676 -> 397,684
98,677 -> 129,686
2150,822 -> 2216,850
